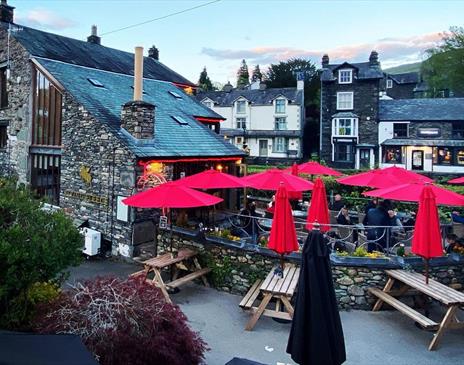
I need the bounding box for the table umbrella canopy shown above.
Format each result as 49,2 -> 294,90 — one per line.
287,163 -> 303,200
411,185 -> 443,284
242,169 -> 314,192
363,181 -> 464,206
448,176 -> 464,184
287,230 -> 346,365
123,181 -> 223,208
176,169 -> 247,189
337,166 -> 432,188
267,184 -> 299,255
306,177 -> 330,232
295,161 -> 342,176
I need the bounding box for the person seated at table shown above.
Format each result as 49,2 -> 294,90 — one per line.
451,211 -> 464,224
336,206 -> 351,225
265,195 -> 276,218
240,201 -> 259,238
445,233 -> 464,253
330,194 -> 345,211
366,200 -> 391,252
388,210 -> 403,234
402,211 -> 416,230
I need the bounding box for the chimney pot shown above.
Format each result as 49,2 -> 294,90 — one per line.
87,25 -> 101,45
0,0 -> 14,23
322,54 -> 329,67
133,46 -> 144,101
148,45 -> 159,61
223,81 -> 233,92
369,50 -> 379,67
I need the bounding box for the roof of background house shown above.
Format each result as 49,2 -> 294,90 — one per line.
321,61 -> 384,81
196,87 -> 303,106
2,22 -> 195,87
37,58 -> 243,158
387,72 -> 420,84
379,98 -> 464,121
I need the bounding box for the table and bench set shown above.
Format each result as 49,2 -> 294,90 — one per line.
130,249 -> 463,350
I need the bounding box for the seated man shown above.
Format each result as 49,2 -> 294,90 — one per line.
330,194 -> 345,211
336,206 -> 351,225
445,233 -> 464,253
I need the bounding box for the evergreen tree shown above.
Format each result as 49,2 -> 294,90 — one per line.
236,59 -> 250,88
198,66 -> 214,91
251,64 -> 263,82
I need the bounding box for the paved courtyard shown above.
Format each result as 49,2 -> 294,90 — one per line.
68,259 -> 464,365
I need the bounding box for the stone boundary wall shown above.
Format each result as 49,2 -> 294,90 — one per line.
157,230 -> 464,310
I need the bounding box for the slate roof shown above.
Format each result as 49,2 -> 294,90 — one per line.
321,61 -> 384,81
37,58 -> 243,158
2,22 -> 195,86
379,98 -> 464,121
196,88 -> 303,107
387,72 -> 420,84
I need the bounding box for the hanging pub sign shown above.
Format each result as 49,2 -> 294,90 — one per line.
159,215 -> 168,229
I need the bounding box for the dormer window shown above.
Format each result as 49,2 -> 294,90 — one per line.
338,69 -> 352,84
386,79 -> 393,88
202,100 -> 212,109
337,92 -> 353,110
236,100 -> 246,114
275,99 -> 286,114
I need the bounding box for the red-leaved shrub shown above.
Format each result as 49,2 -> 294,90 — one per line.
33,276 -> 208,365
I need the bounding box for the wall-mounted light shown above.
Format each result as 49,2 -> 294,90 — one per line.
216,164 -> 223,171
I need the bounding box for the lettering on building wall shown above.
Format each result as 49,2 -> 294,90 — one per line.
63,190 -> 108,206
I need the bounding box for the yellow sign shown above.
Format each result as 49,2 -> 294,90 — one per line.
79,166 -> 92,185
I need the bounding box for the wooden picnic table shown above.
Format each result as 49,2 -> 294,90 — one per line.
131,248 -> 210,304
240,264 -> 300,331
369,269 -> 464,351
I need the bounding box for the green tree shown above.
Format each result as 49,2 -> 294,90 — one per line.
421,26 -> 464,97
236,59 -> 250,88
251,64 -> 263,82
198,66 -> 214,92
0,179 -> 83,328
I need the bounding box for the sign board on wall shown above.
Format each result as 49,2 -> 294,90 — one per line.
117,196 -> 129,222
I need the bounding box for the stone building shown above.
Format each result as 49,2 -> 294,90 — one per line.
0,1 -> 244,256
197,81 -> 304,164
320,51 -> 464,173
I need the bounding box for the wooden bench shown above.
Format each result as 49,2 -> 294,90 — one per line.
369,269 -> 464,350
131,248 -> 210,304
243,264 -> 300,331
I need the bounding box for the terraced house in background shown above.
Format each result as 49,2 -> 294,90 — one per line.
0,0 -> 244,257
197,79 -> 304,164
320,51 -> 464,173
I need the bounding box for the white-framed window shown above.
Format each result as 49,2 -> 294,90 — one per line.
332,118 -> 357,137
236,117 -> 246,129
275,99 -> 286,114
337,92 -> 353,110
334,143 -> 354,162
386,79 -> 393,89
202,100 -> 212,108
274,137 -> 287,152
338,69 -> 353,84
235,136 -> 243,145
236,100 -> 246,114
274,117 -> 287,130
393,123 -> 408,138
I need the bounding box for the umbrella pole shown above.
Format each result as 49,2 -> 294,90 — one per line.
425,258 -> 429,284
170,209 -> 175,259
280,254 -> 285,278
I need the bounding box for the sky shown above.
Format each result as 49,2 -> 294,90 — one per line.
9,0 -> 464,86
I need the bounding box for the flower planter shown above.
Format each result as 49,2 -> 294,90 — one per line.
429,255 -> 453,266
205,235 -> 244,247
450,253 -> 464,263
390,255 -> 423,266
330,253 -> 391,266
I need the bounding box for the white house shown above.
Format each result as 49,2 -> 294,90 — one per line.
197,81 -> 304,162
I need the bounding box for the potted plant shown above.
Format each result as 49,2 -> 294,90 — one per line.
330,246 -> 390,265
390,244 -> 423,265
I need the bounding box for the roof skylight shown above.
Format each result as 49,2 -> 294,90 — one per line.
87,78 -> 104,87
171,116 -> 189,125
169,91 -> 183,99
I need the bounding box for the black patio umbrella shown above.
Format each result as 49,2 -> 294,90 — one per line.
287,228 -> 346,365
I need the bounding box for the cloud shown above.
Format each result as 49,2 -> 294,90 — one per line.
201,32 -> 442,68
15,9 -> 77,30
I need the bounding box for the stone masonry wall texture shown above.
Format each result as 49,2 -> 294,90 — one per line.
0,28 -> 33,182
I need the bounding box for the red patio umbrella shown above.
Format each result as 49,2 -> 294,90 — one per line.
242,169 -> 314,192
296,161 -> 342,177
337,166 -> 432,188
288,163 -> 303,200
448,176 -> 464,184
362,181 -> 464,206
268,183 -> 300,276
411,185 -> 444,284
123,181 -> 223,256
306,177 -> 330,232
176,169 -> 247,189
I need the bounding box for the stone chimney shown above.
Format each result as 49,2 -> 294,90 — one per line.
0,0 -> 14,23
148,45 -> 159,60
322,54 -> 329,68
223,81 -> 233,92
87,25 -> 101,45
259,81 -> 267,90
121,47 -> 155,139
369,50 -> 379,67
